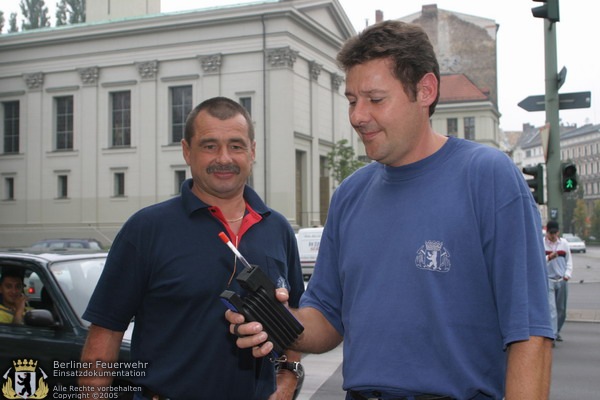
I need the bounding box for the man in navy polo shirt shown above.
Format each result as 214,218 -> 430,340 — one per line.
80,97 -> 304,399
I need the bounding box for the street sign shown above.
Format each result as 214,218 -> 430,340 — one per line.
557,66 -> 567,89
518,91 -> 591,112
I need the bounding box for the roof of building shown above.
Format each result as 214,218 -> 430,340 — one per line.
439,74 -> 490,103
518,123 -> 600,149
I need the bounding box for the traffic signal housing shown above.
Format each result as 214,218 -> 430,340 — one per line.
561,162 -> 578,192
523,163 -> 545,205
532,0 -> 560,22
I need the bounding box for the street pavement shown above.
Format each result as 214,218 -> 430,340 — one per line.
296,248 -> 600,400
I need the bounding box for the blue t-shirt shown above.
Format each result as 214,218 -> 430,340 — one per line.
84,180 -> 304,399
301,137 -> 552,399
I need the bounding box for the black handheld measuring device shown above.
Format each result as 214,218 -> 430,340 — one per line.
218,232 -> 304,356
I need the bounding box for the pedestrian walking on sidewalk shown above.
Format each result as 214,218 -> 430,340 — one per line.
544,220 -> 573,342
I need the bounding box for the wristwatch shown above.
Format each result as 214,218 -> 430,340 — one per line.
276,361 -> 305,379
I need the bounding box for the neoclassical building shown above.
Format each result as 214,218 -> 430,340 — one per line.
0,0 -> 358,246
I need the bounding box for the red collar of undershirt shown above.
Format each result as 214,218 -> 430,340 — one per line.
209,203 -> 263,245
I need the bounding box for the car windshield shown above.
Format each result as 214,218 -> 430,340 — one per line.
49,257 -> 106,326
566,237 -> 582,242
32,240 -> 102,250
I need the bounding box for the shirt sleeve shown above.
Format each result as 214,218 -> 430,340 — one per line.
563,239 -> 574,278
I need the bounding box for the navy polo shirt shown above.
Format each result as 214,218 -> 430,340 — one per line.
84,179 -> 304,399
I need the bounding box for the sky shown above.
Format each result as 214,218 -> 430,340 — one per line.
0,0 -> 598,132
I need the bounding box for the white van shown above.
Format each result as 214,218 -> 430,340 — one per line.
296,227 -> 324,280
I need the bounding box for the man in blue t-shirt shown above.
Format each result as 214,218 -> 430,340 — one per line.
227,21 -> 553,400
80,97 -> 304,399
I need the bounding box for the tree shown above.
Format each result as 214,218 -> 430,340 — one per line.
20,0 -> 51,30
56,0 -> 85,26
590,200 -> 600,240
562,185 -> 582,234
326,139 -> 366,186
0,11 -> 4,34
8,12 -> 18,33
55,1 -> 67,26
572,199 -> 587,238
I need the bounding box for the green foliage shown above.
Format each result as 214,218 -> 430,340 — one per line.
56,0 -> 85,26
590,201 -> 600,240
572,199 -> 587,238
20,0 -> 51,30
55,1 -> 67,26
325,139 -> 365,185
562,185 -> 583,234
8,12 -> 18,33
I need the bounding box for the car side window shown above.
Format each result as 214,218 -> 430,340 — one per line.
0,265 -> 35,325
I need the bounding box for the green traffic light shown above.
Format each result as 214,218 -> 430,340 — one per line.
565,179 -> 574,190
561,162 -> 578,193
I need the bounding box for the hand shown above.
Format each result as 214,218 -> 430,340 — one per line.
225,288 -> 291,358
15,293 -> 28,313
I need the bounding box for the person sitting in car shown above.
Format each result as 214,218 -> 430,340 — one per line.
0,268 -> 32,325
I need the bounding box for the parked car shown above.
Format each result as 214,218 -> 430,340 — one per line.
297,227 -> 324,280
31,238 -> 104,250
0,250 -> 132,392
565,235 -> 586,253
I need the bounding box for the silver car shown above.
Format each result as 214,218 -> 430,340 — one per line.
565,236 -> 586,253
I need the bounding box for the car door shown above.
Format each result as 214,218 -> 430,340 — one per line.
0,260 -> 86,388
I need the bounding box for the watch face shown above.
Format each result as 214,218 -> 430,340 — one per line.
296,363 -> 305,379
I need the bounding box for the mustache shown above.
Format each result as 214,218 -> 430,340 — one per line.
206,164 -> 241,174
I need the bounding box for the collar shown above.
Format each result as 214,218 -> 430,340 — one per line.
381,136 -> 457,182
180,179 -> 271,218
0,304 -> 14,314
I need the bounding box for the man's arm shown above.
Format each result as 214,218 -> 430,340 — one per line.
79,324 -> 125,392
505,336 -> 553,399
563,239 -> 573,280
290,307 -> 342,354
271,349 -> 302,400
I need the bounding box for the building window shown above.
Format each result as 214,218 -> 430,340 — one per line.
111,91 -> 131,147
4,177 -> 15,200
56,96 -> 74,150
446,118 -> 458,137
3,101 -> 19,154
175,170 -> 186,194
170,86 -> 193,144
239,97 -> 252,116
57,175 -> 68,199
114,172 -> 125,197
464,117 -> 475,141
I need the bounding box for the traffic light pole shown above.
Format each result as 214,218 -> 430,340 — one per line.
544,18 -> 562,225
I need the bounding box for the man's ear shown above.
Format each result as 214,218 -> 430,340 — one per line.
417,72 -> 439,107
181,138 -> 191,166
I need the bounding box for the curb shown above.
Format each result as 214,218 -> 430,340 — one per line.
566,309 -> 600,323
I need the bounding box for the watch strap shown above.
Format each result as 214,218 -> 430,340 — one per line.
276,361 -> 304,379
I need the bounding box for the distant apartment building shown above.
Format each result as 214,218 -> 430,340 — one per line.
514,123 -> 600,216
400,4 -> 501,148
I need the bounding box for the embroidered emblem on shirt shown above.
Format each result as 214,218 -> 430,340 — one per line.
415,240 -> 451,272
